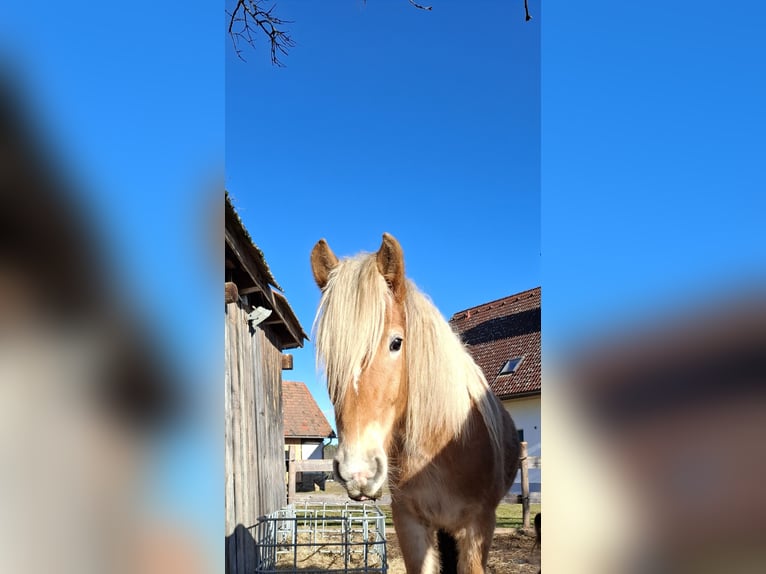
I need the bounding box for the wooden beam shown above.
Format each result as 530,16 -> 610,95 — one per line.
225,229 -> 275,306
281,354 -> 293,370
287,446 -> 297,504
238,285 -> 262,295
272,290 -> 308,349
225,282 -> 238,304
520,441 -> 530,529
293,458 -> 333,472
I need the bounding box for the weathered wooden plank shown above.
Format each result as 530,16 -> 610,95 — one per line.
237,299 -> 252,574
224,305 -> 236,573
228,300 -> 246,574
294,459 -> 334,472
244,303 -> 256,571
273,333 -> 286,507
238,285 -> 262,296
247,323 -> 286,518
272,338 -> 285,508
252,323 -> 266,519
225,287 -> 292,574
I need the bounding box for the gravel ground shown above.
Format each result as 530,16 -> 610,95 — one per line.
383,529 -> 540,574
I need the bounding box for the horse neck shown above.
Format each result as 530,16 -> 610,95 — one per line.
390,399 -> 500,490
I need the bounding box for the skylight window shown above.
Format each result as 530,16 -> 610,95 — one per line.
499,356 -> 524,375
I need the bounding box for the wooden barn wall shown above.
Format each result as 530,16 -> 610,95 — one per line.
225,296 -> 286,574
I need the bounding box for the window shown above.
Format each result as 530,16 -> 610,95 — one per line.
517,429 -> 525,442
499,356 -> 524,375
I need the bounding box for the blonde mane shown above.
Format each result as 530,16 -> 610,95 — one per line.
313,252 -> 504,460
313,254 -> 389,407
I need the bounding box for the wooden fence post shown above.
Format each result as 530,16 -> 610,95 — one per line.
520,441 -> 530,529
287,445 -> 296,505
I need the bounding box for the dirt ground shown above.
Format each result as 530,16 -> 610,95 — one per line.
385,529 -> 540,574
272,528 -> 539,573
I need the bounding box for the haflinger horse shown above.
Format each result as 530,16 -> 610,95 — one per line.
311,233 -> 520,574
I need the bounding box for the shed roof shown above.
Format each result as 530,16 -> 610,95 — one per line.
225,192 -> 308,349
449,287 -> 541,399
282,381 -> 335,439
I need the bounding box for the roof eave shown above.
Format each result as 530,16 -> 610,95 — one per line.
225,194 -> 309,349
497,389 -> 541,401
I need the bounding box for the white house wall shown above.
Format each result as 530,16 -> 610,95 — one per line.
503,395 -> 541,490
301,441 -> 324,460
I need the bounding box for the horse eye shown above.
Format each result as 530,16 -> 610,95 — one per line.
389,337 -> 403,352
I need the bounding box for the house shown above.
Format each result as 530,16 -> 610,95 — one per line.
224,193 -> 308,574
283,381 -> 336,490
449,286 -> 541,497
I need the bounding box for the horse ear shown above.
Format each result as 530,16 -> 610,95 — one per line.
310,239 -> 339,290
376,233 -> 406,300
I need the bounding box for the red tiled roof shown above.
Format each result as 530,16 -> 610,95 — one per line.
282,381 -> 334,439
449,287 -> 541,399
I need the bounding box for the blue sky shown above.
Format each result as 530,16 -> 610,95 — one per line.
542,0 -> 765,354
226,0 -> 541,428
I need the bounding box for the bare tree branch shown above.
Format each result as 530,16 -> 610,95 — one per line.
227,0 -> 295,66
408,0 -> 433,10
227,1 -> 532,67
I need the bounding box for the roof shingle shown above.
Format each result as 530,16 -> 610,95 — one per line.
282,381 -> 334,439
449,287 -> 541,399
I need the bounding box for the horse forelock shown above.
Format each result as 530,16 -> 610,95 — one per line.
313,253 -> 389,406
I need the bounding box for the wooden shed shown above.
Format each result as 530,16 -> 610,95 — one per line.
225,194 -> 308,574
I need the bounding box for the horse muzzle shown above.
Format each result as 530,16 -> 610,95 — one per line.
334,449 -> 387,501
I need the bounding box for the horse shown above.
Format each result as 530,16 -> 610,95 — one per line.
310,233 -> 520,574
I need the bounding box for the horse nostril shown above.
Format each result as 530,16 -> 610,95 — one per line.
372,455 -> 386,481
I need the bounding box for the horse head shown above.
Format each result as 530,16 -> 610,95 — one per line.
310,233 -> 409,501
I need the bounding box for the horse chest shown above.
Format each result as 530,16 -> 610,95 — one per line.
393,470 -> 486,530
